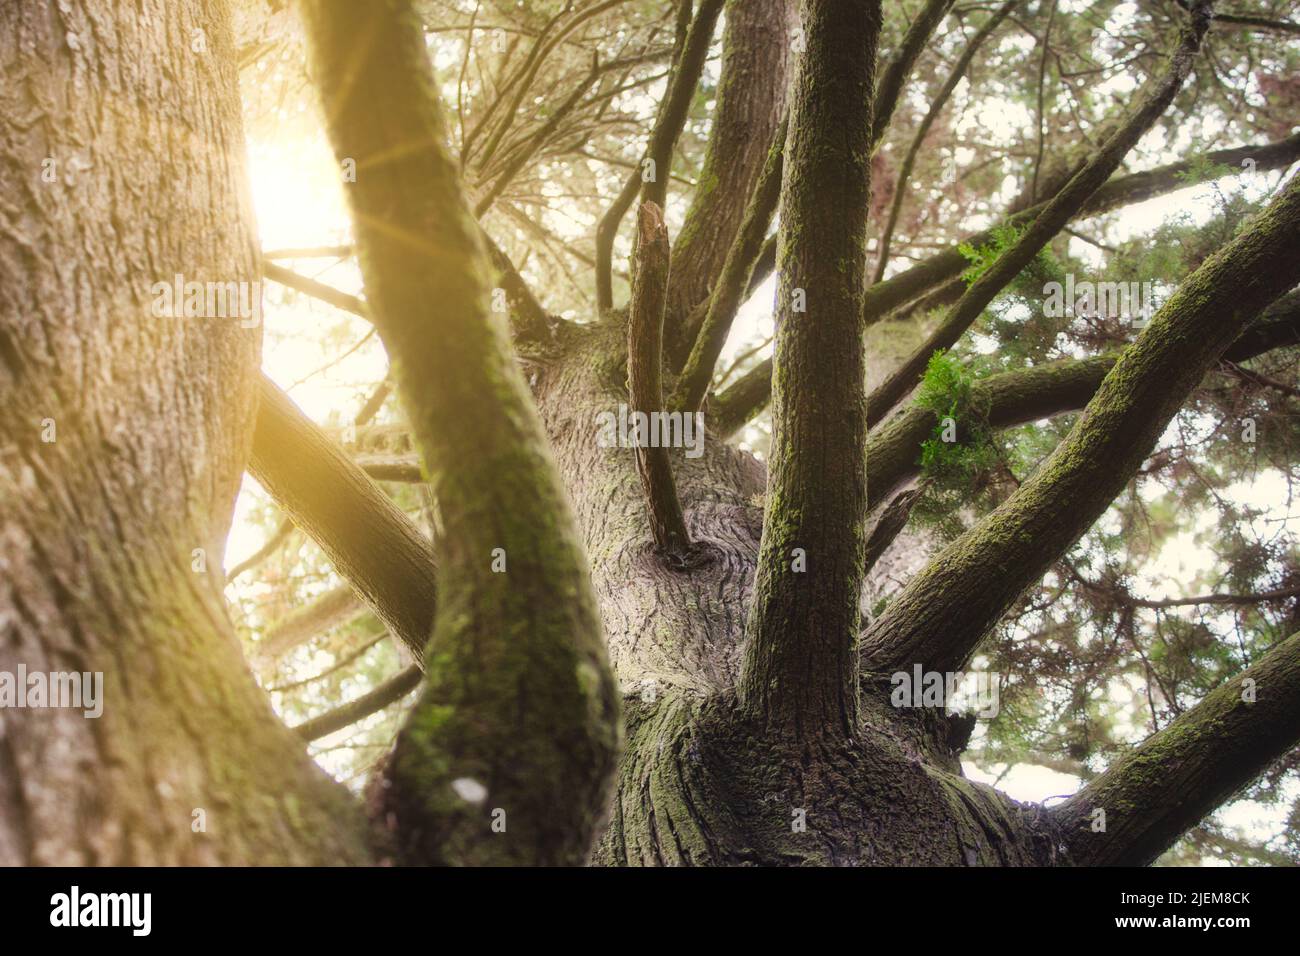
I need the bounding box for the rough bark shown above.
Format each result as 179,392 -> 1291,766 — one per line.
0,0 -> 369,865
525,320 -> 1059,865
299,0 -> 621,866
738,0 -> 881,738
10,0 -> 1294,871
626,203 -> 691,555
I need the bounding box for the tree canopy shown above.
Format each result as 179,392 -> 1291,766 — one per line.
6,0 -> 1296,867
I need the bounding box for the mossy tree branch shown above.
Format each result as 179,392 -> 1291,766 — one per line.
865,0 -> 1215,427
867,289 -> 1300,505
707,137 -> 1300,437
860,170 -> 1300,677
299,0 -> 620,866
738,0 -> 881,738
1053,630 -> 1300,866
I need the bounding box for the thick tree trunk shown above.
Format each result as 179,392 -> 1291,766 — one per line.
0,0 -> 369,865
9,0 -> 1291,870
531,322 -> 1058,865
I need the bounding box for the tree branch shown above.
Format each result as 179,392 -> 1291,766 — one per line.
1053,630 -> 1300,866
479,228 -> 552,342
248,377 -> 437,665
263,260 -> 368,318
626,202 -> 692,555
253,582 -> 364,667
1128,584 -> 1300,609
862,130 -> 1300,327
1174,0 -> 1300,36
294,665 -> 423,743
670,117 -> 786,411
594,0 -> 725,312
299,0 -> 620,866
264,227 -> 552,346
874,0 -> 1022,282
869,0 -> 955,151
866,289 -> 1300,503
711,355 -> 774,438
712,137 -> 1300,436
864,487 -> 923,578
264,244 -> 354,259
664,0 -> 792,334
860,167 -> 1300,677
738,0 -> 881,737
356,453 -> 424,483
472,55 -> 601,217
226,516 -> 295,580
470,0 -> 629,170
865,0 -> 1215,426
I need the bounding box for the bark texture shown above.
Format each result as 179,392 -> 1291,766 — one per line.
739,0 -> 881,738
299,0 -> 620,866
0,0 -> 370,865
530,321 -> 1060,866
626,203 -> 691,556
9,0 -> 1298,872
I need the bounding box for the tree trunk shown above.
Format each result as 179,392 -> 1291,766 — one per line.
9,0 -> 1295,869
0,0 -> 369,865
531,322 -> 1057,865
